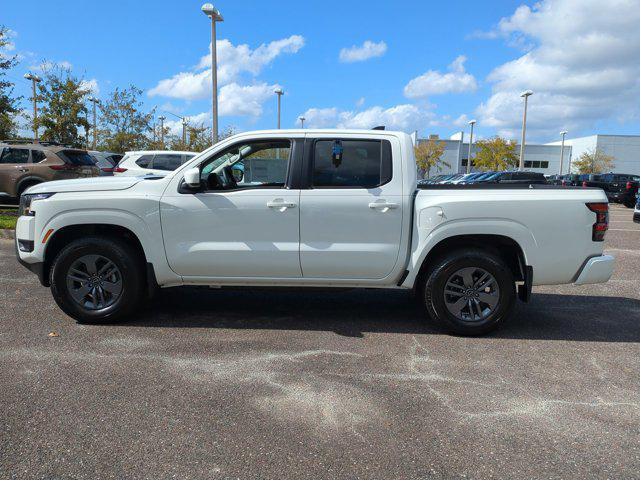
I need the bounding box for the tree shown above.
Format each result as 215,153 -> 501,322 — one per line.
34,64 -> 91,147
168,124 -> 237,152
473,137 -> 519,171
99,85 -> 154,153
0,26 -> 22,139
414,137 -> 448,178
572,147 -> 615,174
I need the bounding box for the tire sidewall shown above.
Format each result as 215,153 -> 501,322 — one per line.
50,238 -> 142,323
424,251 -> 515,335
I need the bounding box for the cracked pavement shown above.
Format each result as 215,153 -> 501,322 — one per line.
1,204 -> 639,479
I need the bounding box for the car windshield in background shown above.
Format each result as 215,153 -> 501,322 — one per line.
57,150 -> 96,166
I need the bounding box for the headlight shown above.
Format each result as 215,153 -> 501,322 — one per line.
19,193 -> 55,216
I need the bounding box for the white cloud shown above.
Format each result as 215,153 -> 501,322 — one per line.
476,0 -> 640,139
80,78 -> 99,95
149,35 -> 304,101
29,59 -> 73,72
219,82 -> 280,117
339,40 -> 387,63
404,55 -> 478,98
0,28 -> 17,52
355,97 -> 365,107
163,112 -> 211,136
300,104 -> 432,132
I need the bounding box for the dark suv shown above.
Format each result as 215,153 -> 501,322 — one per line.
583,173 -> 639,207
0,141 -> 100,200
477,171 -> 547,185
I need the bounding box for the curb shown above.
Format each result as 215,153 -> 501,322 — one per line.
0,229 -> 15,240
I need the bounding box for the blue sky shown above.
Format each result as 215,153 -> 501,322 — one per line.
3,0 -> 640,142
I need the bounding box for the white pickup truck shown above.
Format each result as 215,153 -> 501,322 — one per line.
15,129 -> 615,335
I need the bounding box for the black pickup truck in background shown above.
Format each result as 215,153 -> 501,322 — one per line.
582,173 -> 640,208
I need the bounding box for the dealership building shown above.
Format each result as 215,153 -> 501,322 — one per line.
417,133 -> 571,177
417,133 -> 640,178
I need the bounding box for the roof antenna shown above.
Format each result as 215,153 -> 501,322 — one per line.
372,125 -> 386,130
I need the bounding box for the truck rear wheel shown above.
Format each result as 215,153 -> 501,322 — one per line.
49,236 -> 143,323
421,249 -> 516,336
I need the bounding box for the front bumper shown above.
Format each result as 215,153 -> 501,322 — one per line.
574,255 -> 615,285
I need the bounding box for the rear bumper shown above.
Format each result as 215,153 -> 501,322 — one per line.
574,255 -> 615,285
634,210 -> 640,224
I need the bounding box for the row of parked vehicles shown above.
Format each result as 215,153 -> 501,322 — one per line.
421,170 -> 640,207
0,140 -> 196,201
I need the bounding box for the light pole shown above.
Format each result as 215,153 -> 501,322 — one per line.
24,73 -> 42,143
298,116 -> 305,128
559,130 -> 568,175
466,119 -> 476,174
88,97 -> 99,150
202,3 -> 223,145
158,116 -> 166,149
274,88 -> 284,129
519,90 -> 533,170
182,118 -> 188,145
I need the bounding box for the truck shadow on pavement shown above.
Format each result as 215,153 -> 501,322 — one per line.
125,287 -> 640,343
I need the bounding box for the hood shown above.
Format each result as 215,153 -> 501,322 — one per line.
24,176 -> 146,195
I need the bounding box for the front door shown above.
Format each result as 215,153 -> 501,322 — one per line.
161,138 -> 302,278
299,137 -> 404,280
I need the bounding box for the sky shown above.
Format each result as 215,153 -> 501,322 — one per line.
2,0 -> 640,142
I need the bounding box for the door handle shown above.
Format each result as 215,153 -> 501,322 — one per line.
17,168 -> 29,173
369,201 -> 399,212
267,200 -> 297,210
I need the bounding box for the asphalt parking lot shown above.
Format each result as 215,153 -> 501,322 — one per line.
1,204 -> 639,479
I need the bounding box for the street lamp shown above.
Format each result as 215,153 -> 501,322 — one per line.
519,90 -> 533,170
88,97 -> 99,150
24,73 -> 42,143
559,130 -> 568,175
274,88 -> 284,129
166,111 -> 188,145
158,115 -> 166,148
298,116 -> 305,128
201,3 -> 223,145
466,119 -> 476,174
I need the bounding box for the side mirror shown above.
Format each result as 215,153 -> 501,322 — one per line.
183,167 -> 201,188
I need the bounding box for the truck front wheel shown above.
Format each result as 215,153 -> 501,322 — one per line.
421,249 -> 516,336
49,236 -> 144,323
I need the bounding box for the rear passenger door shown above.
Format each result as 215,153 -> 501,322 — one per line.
299,136 -> 404,280
148,153 -> 184,175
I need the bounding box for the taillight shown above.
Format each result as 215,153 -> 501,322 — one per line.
561,180 -> 566,187
626,181 -> 632,190
586,202 -> 609,242
113,167 -> 127,173
582,181 -> 587,187
48,164 -> 76,171
101,167 -> 114,173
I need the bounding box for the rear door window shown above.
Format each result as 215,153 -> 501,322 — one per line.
0,147 -> 30,164
31,150 -> 47,163
312,139 -> 392,188
151,154 -> 183,171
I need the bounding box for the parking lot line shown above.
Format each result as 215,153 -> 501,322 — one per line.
608,228 -> 640,232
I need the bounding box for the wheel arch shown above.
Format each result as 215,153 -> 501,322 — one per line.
42,224 -> 148,288
16,176 -> 46,196
408,234 -> 529,298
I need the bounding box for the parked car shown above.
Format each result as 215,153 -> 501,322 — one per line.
634,196 -> 640,224
0,141 -> 99,200
475,171 -> 547,184
113,150 -> 196,176
15,129 -> 614,336
89,151 -> 123,176
582,173 -> 639,207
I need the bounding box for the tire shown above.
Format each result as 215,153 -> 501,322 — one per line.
421,248 -> 516,336
49,236 -> 144,323
624,200 -> 635,208
17,180 -> 42,197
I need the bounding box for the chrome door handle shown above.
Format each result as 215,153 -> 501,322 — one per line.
369,201 -> 399,212
267,200 -> 297,210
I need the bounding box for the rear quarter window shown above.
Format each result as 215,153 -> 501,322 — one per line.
135,155 -> 153,168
